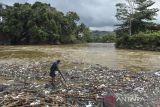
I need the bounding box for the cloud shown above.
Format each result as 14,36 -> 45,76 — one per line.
1,0 -> 27,4
1,0 -> 160,31
153,0 -> 160,22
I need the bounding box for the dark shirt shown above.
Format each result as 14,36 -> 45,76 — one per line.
50,61 -> 59,77
50,62 -> 59,71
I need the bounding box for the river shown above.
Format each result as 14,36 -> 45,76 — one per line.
0,43 -> 160,72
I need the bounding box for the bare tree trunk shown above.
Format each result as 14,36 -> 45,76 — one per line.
129,17 -> 132,36
126,0 -> 136,36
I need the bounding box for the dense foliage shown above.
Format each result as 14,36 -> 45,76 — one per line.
115,0 -> 160,50
0,2 -> 91,44
89,31 -> 116,43
116,31 -> 160,50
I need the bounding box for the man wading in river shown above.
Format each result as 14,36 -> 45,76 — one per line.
50,60 -> 61,84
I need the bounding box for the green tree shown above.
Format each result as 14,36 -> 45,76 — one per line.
115,0 -> 159,35
0,2 -> 90,44
60,11 -> 80,43
76,23 -> 91,42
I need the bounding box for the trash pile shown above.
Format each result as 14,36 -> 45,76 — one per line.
0,62 -> 160,107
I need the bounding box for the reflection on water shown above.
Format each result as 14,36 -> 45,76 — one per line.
0,43 -> 160,72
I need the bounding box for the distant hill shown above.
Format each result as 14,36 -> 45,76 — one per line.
89,30 -> 116,43
91,30 -> 115,37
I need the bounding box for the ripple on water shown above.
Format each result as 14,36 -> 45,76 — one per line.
0,43 -> 160,72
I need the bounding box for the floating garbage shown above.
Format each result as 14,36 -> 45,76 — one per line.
30,99 -> 41,106
0,62 -> 160,106
155,71 -> 160,76
134,87 -> 144,93
86,101 -> 92,107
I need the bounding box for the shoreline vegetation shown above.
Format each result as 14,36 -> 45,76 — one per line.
115,31 -> 160,51
115,33 -> 160,52
88,30 -> 160,52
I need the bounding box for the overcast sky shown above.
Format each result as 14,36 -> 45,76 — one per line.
1,0 -> 160,31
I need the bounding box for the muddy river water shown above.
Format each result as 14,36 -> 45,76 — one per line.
0,43 -> 160,72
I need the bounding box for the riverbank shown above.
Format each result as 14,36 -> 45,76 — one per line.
116,45 -> 160,52
0,62 -> 160,106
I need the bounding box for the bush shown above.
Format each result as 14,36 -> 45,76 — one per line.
116,31 -> 160,50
